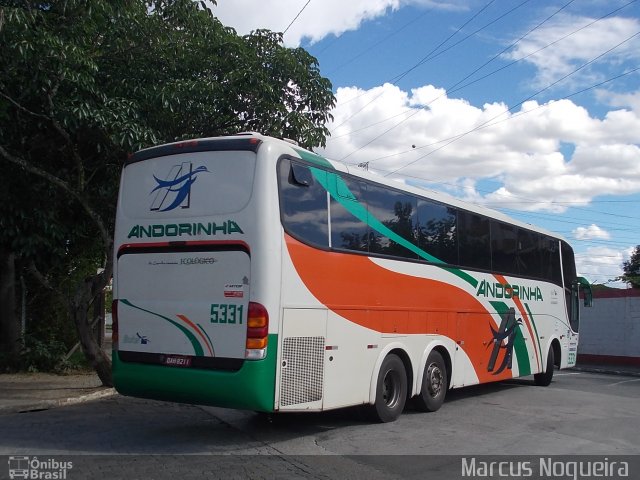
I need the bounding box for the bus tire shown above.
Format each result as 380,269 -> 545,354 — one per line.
371,354 -> 407,423
415,350 -> 447,412
534,347 -> 554,386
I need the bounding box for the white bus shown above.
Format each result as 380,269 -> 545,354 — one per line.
112,133 -> 592,422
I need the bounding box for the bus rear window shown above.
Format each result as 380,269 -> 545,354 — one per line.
120,150 -> 256,219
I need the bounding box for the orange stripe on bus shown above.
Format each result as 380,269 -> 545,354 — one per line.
285,235 -> 514,383
176,314 -> 214,357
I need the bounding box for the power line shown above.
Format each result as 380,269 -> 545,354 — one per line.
383,31 -> 640,177
337,0 -> 573,159
329,0 -> 570,139
283,0 -> 312,36
330,0 -> 638,154
331,0 -> 501,133
335,0 -> 574,142
329,75 -> 640,228
324,6 -> 436,76
360,64 -> 640,166
444,0 -> 576,98
389,0 -> 510,85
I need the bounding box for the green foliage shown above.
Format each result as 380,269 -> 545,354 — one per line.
0,0 -> 335,374
16,333 -> 69,373
1,0 -> 334,257
620,245 -> 640,288
16,331 -> 92,373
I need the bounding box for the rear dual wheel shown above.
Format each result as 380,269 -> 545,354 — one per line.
414,350 -> 447,412
371,354 -> 407,423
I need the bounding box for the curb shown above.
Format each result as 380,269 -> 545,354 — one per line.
570,365 -> 640,378
0,388 -> 117,415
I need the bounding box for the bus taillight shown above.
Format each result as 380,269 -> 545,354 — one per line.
246,302 -> 268,360
111,299 -> 119,350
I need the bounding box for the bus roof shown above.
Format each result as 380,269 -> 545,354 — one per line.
128,132 -> 567,243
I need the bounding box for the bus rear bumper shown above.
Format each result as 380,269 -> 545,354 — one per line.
112,335 -> 277,412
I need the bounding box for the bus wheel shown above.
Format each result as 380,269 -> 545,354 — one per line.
371,354 -> 407,423
534,347 -> 555,386
415,350 -> 447,412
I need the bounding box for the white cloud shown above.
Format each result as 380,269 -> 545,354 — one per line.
211,0 -> 401,46
597,88 -> 640,115
575,246 -> 634,287
572,224 -> 611,240
320,83 -> 640,212
504,14 -> 640,89
209,0 -> 463,46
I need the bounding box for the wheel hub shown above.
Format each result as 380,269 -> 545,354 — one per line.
427,363 -> 443,398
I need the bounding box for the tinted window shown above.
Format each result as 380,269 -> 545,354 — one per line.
459,211 -> 491,270
561,241 -> 577,286
280,160 -> 563,283
366,183 -> 418,259
562,241 -> 579,331
517,229 -> 542,278
491,222 -> 517,274
541,236 -> 562,285
279,160 -> 329,247
330,175 -> 369,252
416,199 -> 458,265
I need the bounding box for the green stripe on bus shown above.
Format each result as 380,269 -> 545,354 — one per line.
490,301 -> 531,377
294,148 -> 334,169
311,168 -> 478,288
524,303 -> 544,372
113,334 -> 278,412
198,322 -> 216,357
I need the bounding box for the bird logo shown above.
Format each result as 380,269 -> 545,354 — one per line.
150,163 -> 209,212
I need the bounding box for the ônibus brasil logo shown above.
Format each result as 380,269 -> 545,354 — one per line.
150,162 -> 209,212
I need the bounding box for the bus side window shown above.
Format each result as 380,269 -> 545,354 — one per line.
570,281 -> 580,332
491,221 -> 517,275
416,200 -> 458,265
562,241 -> 579,332
517,229 -> 542,279
541,237 -> 562,286
279,160 -> 329,248
459,211 -> 491,271
366,182 -> 419,259
330,176 -> 369,252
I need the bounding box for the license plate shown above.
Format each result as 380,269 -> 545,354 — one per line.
163,355 -> 192,367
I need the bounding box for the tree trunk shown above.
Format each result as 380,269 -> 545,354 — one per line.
72,272 -> 113,386
0,249 -> 20,361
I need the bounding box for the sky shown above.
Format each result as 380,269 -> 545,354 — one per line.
211,0 -> 640,287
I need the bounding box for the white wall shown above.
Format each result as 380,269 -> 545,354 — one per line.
578,294 -> 640,358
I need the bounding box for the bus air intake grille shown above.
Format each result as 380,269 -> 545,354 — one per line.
280,336 -> 325,407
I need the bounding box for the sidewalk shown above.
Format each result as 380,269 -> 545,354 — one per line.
0,339 -> 116,415
0,371 -> 116,414
570,361 -> 640,377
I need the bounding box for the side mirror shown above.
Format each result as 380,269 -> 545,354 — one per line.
577,276 -> 593,307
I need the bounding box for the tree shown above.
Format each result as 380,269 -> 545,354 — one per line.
620,245 -> 640,288
0,0 -> 335,384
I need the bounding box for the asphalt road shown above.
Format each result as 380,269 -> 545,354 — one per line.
1,371 -> 638,479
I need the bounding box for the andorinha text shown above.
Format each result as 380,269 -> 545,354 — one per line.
476,279 -> 544,301
127,221 -> 243,239
461,457 -> 629,479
